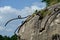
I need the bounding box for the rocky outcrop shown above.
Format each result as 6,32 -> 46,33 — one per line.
17,3 -> 60,40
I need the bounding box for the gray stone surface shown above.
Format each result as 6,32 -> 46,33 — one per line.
17,3 -> 60,40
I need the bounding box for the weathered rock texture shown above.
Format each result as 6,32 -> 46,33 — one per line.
17,3 -> 60,40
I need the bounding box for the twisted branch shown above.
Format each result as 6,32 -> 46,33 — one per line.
5,15 -> 28,26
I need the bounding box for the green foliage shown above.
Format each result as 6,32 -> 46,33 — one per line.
32,0 -> 60,18
42,0 -> 60,6
32,9 -> 51,18
40,9 -> 51,17
3,36 -> 11,40
32,10 -> 38,16
11,34 -> 17,40
0,35 -> 4,40
0,34 -> 17,40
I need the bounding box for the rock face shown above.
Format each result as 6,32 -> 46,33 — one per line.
17,3 -> 60,40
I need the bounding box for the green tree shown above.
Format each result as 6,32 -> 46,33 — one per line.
0,35 -> 4,40
42,0 -> 60,6
0,34 -> 17,40
11,34 -> 17,40
3,36 -> 11,40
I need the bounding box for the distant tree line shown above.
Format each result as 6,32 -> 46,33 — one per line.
0,34 -> 17,40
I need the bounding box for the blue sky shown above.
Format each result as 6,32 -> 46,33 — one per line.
0,0 -> 46,36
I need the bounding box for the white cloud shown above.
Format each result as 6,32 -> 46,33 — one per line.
0,6 -> 20,14
0,16 -> 2,19
0,2 -> 46,17
0,26 -> 13,32
31,6 -> 40,10
0,26 -> 11,31
0,16 -> 3,22
6,29 -> 13,32
0,26 -> 5,31
32,2 -> 46,9
0,4 -> 44,17
19,6 -> 41,16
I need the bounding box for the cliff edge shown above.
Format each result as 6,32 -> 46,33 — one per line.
17,3 -> 60,40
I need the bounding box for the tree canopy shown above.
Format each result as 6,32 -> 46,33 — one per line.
0,34 -> 17,40
42,0 -> 60,6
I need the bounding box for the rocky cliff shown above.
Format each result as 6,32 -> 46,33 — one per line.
17,3 -> 60,40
